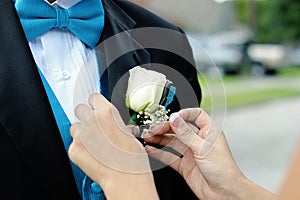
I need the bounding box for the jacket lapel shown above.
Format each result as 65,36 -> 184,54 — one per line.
0,1 -> 80,199
101,0 -> 151,88
99,0 -> 151,122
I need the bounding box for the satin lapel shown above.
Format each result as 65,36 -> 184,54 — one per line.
99,0 -> 151,121
0,1 -> 80,199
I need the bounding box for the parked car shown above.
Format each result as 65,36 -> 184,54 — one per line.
247,44 -> 287,76
289,46 -> 300,65
188,32 -> 288,76
188,32 -> 246,76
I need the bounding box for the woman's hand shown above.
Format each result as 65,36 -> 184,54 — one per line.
68,93 -> 158,200
144,108 -> 277,200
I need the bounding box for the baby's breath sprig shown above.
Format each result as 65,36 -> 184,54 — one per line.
137,105 -> 170,127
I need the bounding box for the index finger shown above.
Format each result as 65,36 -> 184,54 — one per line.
148,121 -> 172,136
88,93 -> 109,110
179,108 -> 212,130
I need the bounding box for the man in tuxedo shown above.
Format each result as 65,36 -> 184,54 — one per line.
0,0 -> 201,199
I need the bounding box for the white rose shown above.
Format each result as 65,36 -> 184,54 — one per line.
126,66 -> 168,113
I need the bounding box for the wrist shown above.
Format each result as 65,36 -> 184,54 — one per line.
227,175 -> 254,200
101,172 -> 159,200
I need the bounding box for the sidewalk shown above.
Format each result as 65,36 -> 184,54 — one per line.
220,96 -> 300,193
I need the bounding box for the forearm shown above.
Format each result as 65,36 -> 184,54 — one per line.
227,176 -> 277,200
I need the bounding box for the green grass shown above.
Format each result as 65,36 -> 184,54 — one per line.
198,73 -> 300,111
198,73 -> 248,87
226,88 -> 299,108
278,65 -> 300,77
201,87 -> 299,111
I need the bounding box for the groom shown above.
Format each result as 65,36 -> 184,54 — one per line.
0,0 -> 201,199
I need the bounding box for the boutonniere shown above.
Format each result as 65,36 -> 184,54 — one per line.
126,66 -> 176,126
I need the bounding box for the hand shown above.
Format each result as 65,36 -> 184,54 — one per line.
68,93 -> 159,200
144,108 -> 276,200
278,140 -> 300,200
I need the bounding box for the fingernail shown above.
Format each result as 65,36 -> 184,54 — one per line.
170,112 -> 182,127
142,131 -> 152,139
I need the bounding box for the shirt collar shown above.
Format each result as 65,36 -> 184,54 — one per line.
44,0 -> 82,9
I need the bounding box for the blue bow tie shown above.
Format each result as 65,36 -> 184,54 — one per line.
15,0 -> 105,48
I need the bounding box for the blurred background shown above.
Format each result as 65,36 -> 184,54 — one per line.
130,0 -> 300,193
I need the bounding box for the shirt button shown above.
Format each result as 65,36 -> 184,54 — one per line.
62,70 -> 70,80
90,182 -> 102,193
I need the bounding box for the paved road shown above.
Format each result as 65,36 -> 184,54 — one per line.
218,96 -> 300,193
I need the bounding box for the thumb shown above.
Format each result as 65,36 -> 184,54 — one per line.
169,112 -> 203,156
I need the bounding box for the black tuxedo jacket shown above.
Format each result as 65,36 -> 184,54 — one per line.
0,0 -> 201,199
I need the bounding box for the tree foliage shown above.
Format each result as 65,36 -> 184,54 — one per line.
235,0 -> 300,43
